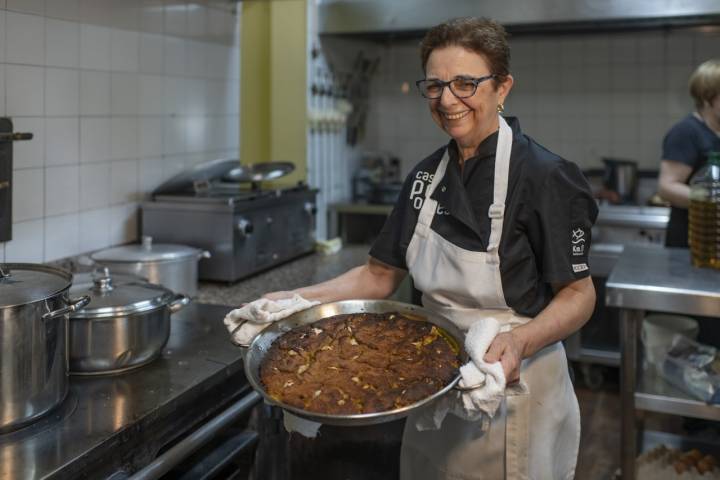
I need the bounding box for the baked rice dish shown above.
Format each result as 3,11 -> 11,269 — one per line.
259,312 -> 460,415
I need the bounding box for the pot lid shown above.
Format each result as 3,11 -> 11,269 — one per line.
0,263 -> 72,307
222,162 -> 295,183
90,236 -> 200,263
69,269 -> 174,318
152,157 -> 295,195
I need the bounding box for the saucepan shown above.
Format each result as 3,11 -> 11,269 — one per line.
0,263 -> 90,432
68,269 -> 190,375
602,157 -> 638,204
90,236 -> 210,297
234,299 -> 475,426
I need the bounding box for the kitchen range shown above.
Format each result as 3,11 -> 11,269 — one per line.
141,159 -> 318,283
0,302 -> 265,480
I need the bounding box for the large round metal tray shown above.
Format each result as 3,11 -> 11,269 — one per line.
240,299 -> 468,426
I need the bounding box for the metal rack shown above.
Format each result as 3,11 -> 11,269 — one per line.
606,246 -> 720,480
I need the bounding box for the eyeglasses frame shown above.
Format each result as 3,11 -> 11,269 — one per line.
415,74 -> 498,99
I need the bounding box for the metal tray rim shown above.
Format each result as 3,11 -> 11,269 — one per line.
242,299 -> 467,426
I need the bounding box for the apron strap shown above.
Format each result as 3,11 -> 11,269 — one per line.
505,381 -> 530,480
486,115 -> 513,264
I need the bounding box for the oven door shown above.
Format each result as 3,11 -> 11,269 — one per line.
125,389 -> 269,480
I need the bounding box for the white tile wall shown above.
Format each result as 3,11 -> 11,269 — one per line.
79,117 -> 110,163
44,213 -> 79,260
45,18 -> 80,68
46,0 -> 80,23
44,164 -> 79,216
79,161 -> 110,210
12,167 -> 44,221
2,1 -> 241,262
0,11 -> 5,64
6,65 -> 44,115
45,67 -> 80,115
360,28 -> 720,174
80,24 -> 111,70
12,116 -> 44,167
79,207 -> 110,252
7,0 -> 43,16
5,219 -> 44,262
6,11 -> 44,65
45,117 -> 79,165
79,70 -> 111,115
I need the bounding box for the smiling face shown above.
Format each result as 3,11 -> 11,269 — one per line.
425,45 -> 513,159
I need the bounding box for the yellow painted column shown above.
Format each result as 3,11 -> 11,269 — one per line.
240,0 -> 307,187
240,1 -> 271,169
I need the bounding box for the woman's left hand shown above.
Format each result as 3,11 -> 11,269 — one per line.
484,332 -> 524,383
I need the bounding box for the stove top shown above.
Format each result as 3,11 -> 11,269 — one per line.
152,183 -> 312,205
0,303 -> 250,480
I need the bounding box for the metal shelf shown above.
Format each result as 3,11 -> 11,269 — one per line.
636,368 -> 720,421
573,347 -> 620,366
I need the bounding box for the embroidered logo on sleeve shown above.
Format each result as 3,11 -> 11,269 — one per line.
571,228 -> 586,257
572,263 -> 589,273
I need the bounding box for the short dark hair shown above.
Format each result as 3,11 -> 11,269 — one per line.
689,59 -> 720,109
420,17 -> 510,88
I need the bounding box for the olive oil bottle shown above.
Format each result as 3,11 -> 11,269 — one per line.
688,151 -> 720,269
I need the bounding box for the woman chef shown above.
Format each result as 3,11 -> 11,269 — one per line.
658,59 -> 720,247
266,17 -> 598,479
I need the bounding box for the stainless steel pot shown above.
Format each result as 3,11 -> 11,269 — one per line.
237,299 -> 472,427
68,270 -> 190,375
603,157 -> 638,204
90,236 -> 210,297
0,264 -> 90,433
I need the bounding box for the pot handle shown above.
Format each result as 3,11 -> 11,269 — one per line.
42,295 -> 91,321
198,250 -> 211,260
169,293 -> 191,314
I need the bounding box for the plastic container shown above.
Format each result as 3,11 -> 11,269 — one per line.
688,151 -> 720,269
661,335 -> 720,404
641,314 -> 699,367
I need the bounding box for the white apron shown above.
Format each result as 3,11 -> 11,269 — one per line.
400,116 -> 581,480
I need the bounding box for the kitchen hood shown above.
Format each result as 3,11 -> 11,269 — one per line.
318,0 -> 720,36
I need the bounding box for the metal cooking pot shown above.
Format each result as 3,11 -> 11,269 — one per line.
603,157 -> 638,204
90,236 -> 210,297
236,299 -> 472,427
68,270 -> 190,375
0,264 -> 90,433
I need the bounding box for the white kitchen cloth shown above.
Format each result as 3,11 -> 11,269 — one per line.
459,317 -> 506,418
283,412 -> 323,438
223,294 -> 323,438
416,317 -> 508,431
223,294 -> 320,346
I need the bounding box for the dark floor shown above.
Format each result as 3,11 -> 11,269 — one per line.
575,369 -> 623,479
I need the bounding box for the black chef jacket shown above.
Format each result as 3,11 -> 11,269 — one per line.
369,117 -> 598,317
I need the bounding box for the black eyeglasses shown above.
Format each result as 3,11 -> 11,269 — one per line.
415,74 -> 497,99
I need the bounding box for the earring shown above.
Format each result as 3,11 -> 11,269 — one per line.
496,103 -> 505,113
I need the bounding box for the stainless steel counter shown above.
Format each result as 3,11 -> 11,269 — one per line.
0,303 -> 254,480
606,246 -> 720,316
606,246 -> 720,480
